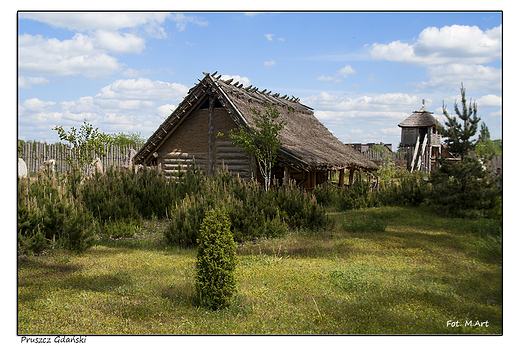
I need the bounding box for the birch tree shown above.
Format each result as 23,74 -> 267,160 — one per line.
229,104 -> 288,191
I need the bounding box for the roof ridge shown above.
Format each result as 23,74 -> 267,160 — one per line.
203,71 -> 301,104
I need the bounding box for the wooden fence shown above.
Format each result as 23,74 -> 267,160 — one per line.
362,150 -> 406,162
18,142 -> 143,175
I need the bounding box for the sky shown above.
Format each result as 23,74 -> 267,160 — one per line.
17,11 -> 503,150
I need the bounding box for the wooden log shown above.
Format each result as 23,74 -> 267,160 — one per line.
349,169 -> 355,186
339,169 -> 345,188
216,158 -> 251,166
312,170 -> 316,189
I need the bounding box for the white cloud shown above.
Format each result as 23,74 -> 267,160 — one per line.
413,64 -> 501,92
368,24 -> 502,66
93,30 -> 145,54
304,92 -> 420,114
477,94 -> 502,107
316,75 -> 336,82
170,13 -> 209,32
22,98 -> 56,112
19,12 -> 175,32
95,78 -> 189,103
60,96 -> 96,113
18,78 -> 191,142
264,60 -> 276,68
304,91 -> 424,146
337,65 -> 356,77
489,110 -> 502,117
380,127 -> 401,135
264,33 -> 284,41
17,13 -> 208,79
18,75 -> 49,89
220,75 -> 251,86
156,104 -> 178,118
18,33 -> 123,78
317,64 -> 356,83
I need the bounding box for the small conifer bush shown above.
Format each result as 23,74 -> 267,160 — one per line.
195,208 -> 238,310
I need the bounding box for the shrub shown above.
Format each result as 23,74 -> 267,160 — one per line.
428,158 -> 499,218
195,208 -> 238,310
313,183 -> 340,207
18,227 -> 47,255
270,186 -> 327,231
17,172 -> 97,254
101,218 -> 142,239
165,195 -> 208,247
164,171 -> 324,247
81,167 -> 177,221
376,170 -> 430,207
339,180 -> 376,210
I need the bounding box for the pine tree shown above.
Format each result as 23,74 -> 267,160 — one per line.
478,122 -> 491,143
440,83 -> 480,161
430,83 -> 499,218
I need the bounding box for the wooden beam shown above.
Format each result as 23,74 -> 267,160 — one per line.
208,94 -> 216,176
339,169 -> 345,188
410,135 -> 421,172
349,169 -> 355,186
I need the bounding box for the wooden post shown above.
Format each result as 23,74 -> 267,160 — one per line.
208,94 -> 216,176
349,169 -> 355,186
284,165 -> 290,186
311,169 -> 316,189
339,169 -> 345,188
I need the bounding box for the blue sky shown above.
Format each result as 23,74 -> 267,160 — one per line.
17,11 -> 503,149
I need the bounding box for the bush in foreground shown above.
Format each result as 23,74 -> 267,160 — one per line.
195,208 -> 238,310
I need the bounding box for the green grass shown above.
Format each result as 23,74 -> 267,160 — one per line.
18,206 -> 502,334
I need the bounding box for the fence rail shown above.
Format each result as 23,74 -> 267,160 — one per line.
18,142 -> 143,175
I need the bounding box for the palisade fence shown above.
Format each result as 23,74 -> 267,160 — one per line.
18,142 -> 143,175
362,150 -> 406,162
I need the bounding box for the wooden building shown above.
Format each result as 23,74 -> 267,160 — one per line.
133,72 -> 377,189
398,103 -> 442,173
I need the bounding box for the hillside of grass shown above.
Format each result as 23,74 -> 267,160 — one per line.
18,206 -> 502,335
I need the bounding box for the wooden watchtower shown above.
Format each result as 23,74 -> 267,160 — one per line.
398,101 -> 442,173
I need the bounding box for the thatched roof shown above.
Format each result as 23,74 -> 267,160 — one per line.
398,106 -> 440,128
134,72 -> 377,172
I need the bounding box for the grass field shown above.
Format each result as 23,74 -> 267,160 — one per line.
17,206 -> 502,335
